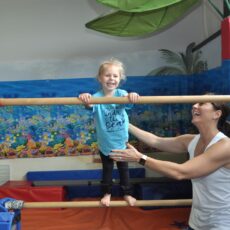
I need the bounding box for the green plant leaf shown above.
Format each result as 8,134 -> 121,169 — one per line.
147,66 -> 185,75
147,42 -> 208,76
193,60 -> 208,73
86,0 -> 200,37
97,0 -> 183,12
160,49 -> 185,70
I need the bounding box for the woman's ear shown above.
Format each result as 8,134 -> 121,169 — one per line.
214,110 -> 222,120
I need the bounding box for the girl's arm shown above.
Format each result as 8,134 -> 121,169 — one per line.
79,93 -> 93,108
127,92 -> 139,103
120,92 -> 139,110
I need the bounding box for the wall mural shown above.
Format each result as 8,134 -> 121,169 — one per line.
0,64 -> 229,160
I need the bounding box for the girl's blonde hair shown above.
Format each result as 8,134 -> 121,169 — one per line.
97,58 -> 126,81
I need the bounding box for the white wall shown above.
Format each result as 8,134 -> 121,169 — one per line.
0,0 -> 223,81
0,156 -> 101,182
202,36 -> 221,69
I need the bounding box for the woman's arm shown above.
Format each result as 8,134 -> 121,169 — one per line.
111,139 -> 230,180
129,124 -> 193,153
110,143 -> 187,179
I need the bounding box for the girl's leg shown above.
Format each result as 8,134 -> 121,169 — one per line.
117,161 -> 136,206
100,152 -> 113,206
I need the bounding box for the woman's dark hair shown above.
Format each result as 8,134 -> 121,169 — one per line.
204,92 -> 230,136
211,101 -> 230,136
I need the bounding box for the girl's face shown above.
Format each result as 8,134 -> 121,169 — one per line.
98,64 -> 121,93
191,102 -> 221,126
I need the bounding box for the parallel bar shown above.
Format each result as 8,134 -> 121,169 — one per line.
23,199 -> 192,208
0,95 -> 230,106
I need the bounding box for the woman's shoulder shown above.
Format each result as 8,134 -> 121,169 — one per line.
213,136 -> 230,168
219,135 -> 230,145
216,132 -> 230,143
211,135 -> 230,157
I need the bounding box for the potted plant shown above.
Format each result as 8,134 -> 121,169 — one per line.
147,42 -> 208,76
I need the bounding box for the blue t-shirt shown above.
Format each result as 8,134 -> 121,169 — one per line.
92,89 -> 132,156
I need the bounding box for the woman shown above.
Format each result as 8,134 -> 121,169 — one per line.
110,100 -> 230,230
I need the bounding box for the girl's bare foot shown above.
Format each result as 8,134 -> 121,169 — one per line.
124,195 -> 136,206
100,194 -> 111,207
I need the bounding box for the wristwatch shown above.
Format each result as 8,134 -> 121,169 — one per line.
139,154 -> 147,166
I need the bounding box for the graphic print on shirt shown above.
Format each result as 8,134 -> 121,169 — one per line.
104,107 -> 125,132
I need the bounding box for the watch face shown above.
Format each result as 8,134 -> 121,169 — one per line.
139,158 -> 146,166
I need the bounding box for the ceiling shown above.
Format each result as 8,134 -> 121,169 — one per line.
0,0 -> 222,62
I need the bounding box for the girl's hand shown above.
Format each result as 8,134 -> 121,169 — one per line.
79,93 -> 92,104
127,92 -> 139,103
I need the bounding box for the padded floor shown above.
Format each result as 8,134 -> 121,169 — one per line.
21,199 -> 191,230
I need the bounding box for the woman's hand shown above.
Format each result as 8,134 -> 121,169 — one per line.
110,143 -> 143,162
127,92 -> 139,103
79,93 -> 92,105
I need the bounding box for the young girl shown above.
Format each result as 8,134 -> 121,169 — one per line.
79,58 -> 139,207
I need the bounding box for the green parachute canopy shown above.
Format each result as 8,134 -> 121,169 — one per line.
86,0 -> 200,37
97,0 -> 183,12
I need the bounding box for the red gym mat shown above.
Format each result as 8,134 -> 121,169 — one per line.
0,181 -> 65,202
21,199 -> 191,230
